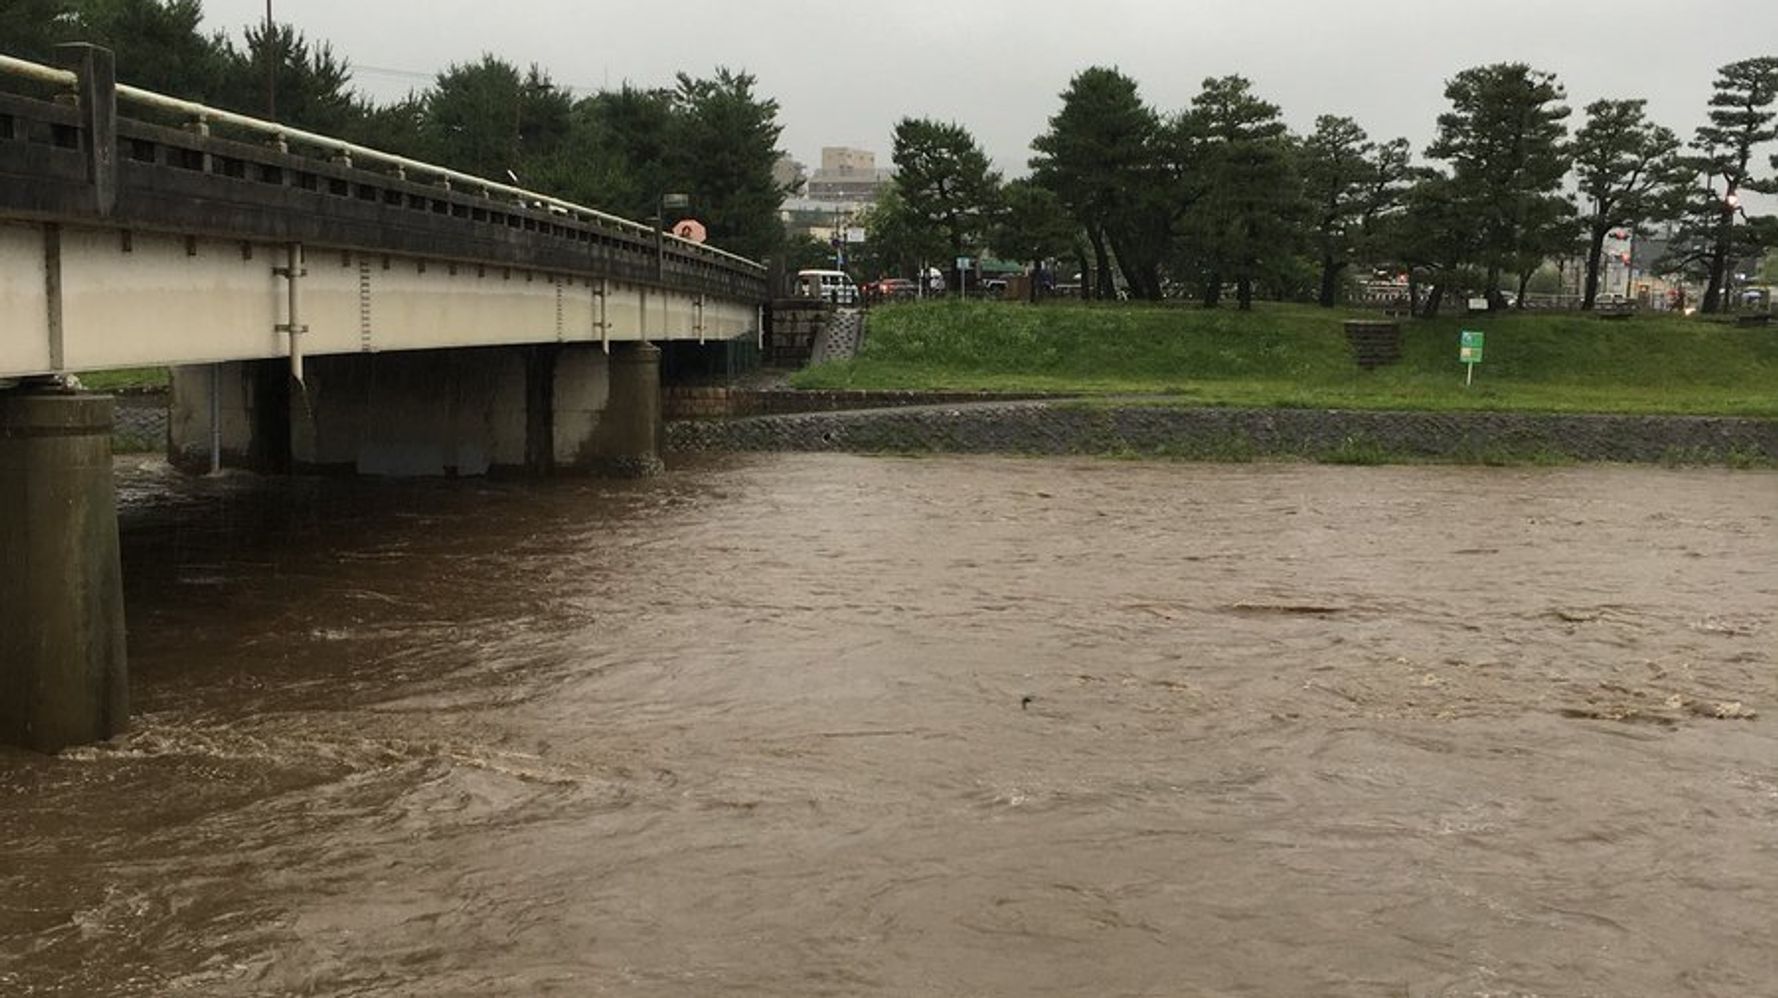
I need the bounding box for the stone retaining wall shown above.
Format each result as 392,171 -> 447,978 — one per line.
667,402 -> 1778,466
810,310 -> 865,364
662,387 -> 1055,421
113,393 -> 168,453
764,299 -> 833,367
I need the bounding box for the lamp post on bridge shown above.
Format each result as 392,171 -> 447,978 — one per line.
654,191 -> 689,283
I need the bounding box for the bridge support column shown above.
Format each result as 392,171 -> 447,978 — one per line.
574,341 -> 662,477
168,360 -> 291,473
0,389 -> 128,752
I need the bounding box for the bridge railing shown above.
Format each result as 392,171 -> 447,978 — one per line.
0,47 -> 767,302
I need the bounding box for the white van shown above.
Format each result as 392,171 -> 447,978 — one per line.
796,269 -> 860,305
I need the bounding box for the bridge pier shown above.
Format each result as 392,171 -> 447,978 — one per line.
0,388 -> 128,752
582,341 -> 663,477
168,361 -> 292,473
168,343 -> 663,477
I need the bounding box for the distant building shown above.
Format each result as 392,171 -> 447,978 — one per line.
780,195 -> 868,245
772,154 -> 807,197
778,146 -> 894,247
806,146 -> 893,204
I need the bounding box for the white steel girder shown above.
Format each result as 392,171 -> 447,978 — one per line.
0,220 -> 758,379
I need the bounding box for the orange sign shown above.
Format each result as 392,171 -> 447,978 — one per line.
672,219 -> 708,244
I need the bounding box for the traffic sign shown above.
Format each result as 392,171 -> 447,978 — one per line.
671,218 -> 707,243
1460,329 -> 1484,363
1460,329 -> 1484,386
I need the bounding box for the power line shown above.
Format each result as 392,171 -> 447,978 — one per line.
350,62 -> 611,98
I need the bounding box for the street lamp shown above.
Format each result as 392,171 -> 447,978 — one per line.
655,191 -> 689,282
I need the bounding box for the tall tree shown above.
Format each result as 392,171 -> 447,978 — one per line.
891,117 -> 1002,293
1353,137 -> 1414,273
666,68 -> 787,262
1683,58 -> 1778,313
1181,75 -> 1300,310
1571,99 -> 1685,309
59,0 -> 228,100
337,93 -> 426,159
991,179 -> 1076,299
1030,67 -> 1158,299
856,186 -> 945,280
1427,63 -> 1574,309
422,56 -> 571,180
1300,115 -> 1375,307
0,0 -> 77,63
217,21 -> 357,133
536,85 -> 675,220
1381,170 -> 1479,318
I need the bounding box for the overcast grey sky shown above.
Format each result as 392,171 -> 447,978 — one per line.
202,0 -> 1778,174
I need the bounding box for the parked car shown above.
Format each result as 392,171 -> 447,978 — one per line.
881,278 -> 918,299
796,269 -> 860,305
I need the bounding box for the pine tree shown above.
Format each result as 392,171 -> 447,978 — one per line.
1427,63 -> 1574,309
1676,58 -> 1778,313
1301,116 -> 1374,307
1181,76 -> 1301,310
1030,67 -> 1159,299
1571,99 -> 1685,310
891,118 -> 1002,293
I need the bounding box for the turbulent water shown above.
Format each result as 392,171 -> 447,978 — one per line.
3,454 -> 1776,997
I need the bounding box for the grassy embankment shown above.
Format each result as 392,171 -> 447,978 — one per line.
792,300 -> 1778,417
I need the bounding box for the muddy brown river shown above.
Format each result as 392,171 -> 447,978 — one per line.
2,455 -> 1776,997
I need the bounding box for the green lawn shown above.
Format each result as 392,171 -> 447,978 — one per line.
792,301 -> 1778,417
75,367 -> 169,391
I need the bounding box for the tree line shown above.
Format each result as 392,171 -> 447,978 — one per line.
0,0 -> 789,261
4,4 -> 1773,312
874,59 -> 1778,314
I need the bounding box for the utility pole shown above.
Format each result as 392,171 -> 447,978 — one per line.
263,0 -> 276,121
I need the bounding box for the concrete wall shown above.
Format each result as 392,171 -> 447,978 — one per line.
169,361 -> 278,472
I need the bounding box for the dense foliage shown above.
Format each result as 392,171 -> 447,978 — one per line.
0,0 -> 792,260
947,60 -> 1777,315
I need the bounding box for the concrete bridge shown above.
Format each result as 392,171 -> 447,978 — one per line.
0,46 -> 770,752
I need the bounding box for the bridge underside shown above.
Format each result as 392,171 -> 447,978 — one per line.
1,221 -> 757,379
172,342 -> 667,478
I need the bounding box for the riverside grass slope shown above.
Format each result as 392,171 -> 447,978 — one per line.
792,301 -> 1778,417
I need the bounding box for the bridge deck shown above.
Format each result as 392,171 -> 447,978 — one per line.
0,50 -> 767,379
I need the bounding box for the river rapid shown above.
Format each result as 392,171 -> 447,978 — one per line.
3,454 -> 1776,997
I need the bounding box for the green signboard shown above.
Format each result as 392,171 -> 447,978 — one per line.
1459,329 -> 1485,364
